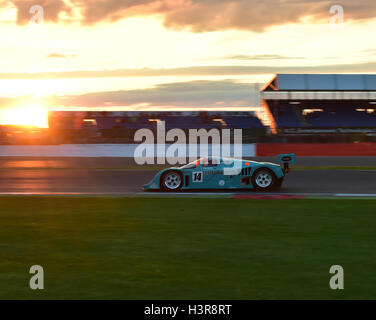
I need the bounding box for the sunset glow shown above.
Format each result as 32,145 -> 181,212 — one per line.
0,1 -> 375,125
1,105 -> 48,128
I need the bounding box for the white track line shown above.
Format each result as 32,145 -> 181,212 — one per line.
335,194 -> 376,197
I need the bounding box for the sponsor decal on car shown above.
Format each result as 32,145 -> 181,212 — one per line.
206,170 -> 223,175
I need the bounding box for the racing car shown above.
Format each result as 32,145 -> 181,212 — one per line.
143,153 -> 296,191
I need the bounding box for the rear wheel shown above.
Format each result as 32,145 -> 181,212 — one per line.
252,168 -> 276,191
161,171 -> 183,191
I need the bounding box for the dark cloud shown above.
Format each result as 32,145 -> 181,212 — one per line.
6,0 -> 376,32
0,80 -> 262,109
48,80 -> 263,108
79,0 -> 155,25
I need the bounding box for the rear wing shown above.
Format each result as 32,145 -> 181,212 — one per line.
278,153 -> 296,174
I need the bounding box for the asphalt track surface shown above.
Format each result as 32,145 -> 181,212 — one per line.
0,168 -> 375,195
0,156 -> 375,168
0,156 -> 374,196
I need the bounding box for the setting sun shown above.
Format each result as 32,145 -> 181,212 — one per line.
0,104 -> 48,128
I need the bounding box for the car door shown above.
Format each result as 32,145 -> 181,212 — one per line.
220,159 -> 243,188
202,158 -> 237,189
201,158 -> 221,188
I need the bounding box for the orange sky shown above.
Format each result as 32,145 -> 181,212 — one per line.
0,1 -> 376,126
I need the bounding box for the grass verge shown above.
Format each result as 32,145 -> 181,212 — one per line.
0,197 -> 375,299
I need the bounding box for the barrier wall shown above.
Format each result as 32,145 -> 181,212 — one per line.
256,143 -> 376,156
0,144 -> 256,158
0,143 -> 375,157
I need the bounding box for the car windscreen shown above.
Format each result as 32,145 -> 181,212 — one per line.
180,159 -> 200,169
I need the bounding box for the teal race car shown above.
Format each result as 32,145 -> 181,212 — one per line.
143,154 -> 296,192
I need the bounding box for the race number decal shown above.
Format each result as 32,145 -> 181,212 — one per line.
192,171 -> 203,183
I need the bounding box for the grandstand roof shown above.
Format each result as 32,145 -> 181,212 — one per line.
262,74 -> 376,91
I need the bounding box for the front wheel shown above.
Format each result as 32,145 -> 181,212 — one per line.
252,169 -> 276,191
161,171 -> 183,191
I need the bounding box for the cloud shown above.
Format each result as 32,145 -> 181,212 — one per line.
2,61 -> 376,79
10,0 -> 71,25
215,54 -> 306,61
48,80 -> 263,108
0,80 -> 262,109
6,0 -> 376,32
46,53 -> 77,58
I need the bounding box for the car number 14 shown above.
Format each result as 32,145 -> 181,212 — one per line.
192,172 -> 203,182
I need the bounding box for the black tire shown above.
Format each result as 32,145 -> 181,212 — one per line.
160,171 -> 183,191
251,168 -> 276,191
